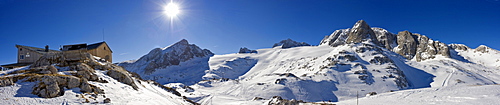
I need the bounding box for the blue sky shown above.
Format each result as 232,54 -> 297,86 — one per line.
1,0 -> 499,64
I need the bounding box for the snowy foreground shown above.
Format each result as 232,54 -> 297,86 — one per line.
0,66 -> 191,105
334,84 -> 500,105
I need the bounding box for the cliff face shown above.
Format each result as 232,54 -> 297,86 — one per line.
321,20 -> 450,61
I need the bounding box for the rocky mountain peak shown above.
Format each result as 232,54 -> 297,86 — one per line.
321,20 -> 450,62
273,38 -> 311,48
119,39 -> 214,75
352,20 -> 371,29
475,45 -> 492,53
320,20 -> 381,48
346,20 -> 380,44
174,39 -> 189,45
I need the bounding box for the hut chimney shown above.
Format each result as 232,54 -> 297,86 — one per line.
45,45 -> 49,52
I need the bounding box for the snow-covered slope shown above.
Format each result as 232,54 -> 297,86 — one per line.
182,43 -> 500,104
171,20 -> 500,104
118,39 -> 214,85
449,44 -> 500,69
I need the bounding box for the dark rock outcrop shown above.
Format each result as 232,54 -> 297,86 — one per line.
104,98 -> 111,103
239,47 -> 257,53
414,34 -> 450,61
272,38 -> 311,49
449,44 -> 470,51
0,77 -> 14,87
266,96 -> 308,105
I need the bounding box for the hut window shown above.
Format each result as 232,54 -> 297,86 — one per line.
20,55 -> 24,59
104,47 -> 106,50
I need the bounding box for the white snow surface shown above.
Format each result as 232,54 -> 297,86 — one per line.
333,84 -> 500,105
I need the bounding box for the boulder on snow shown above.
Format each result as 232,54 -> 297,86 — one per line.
32,76 -> 61,98
29,75 -> 97,98
104,98 -> 111,103
272,38 -> 311,49
367,92 -> 377,96
106,66 -> 138,90
72,63 -> 98,81
0,77 -> 14,87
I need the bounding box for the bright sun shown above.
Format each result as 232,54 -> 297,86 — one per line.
164,3 -> 180,17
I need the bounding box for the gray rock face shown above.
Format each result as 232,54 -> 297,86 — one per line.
320,29 -> 351,47
272,38 -> 311,48
394,31 -> 418,59
346,20 -> 380,45
413,34 -> 450,61
394,31 -> 450,61
372,27 -> 397,49
239,47 -> 257,53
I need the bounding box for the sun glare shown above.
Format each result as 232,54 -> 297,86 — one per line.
164,3 -> 180,17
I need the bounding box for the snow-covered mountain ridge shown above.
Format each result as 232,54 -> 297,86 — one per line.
117,20 -> 500,104
117,39 -> 214,85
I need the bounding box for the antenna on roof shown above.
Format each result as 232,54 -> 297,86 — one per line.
102,28 -> 105,41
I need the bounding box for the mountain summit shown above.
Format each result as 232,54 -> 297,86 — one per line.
118,39 -> 213,85
346,20 -> 380,45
